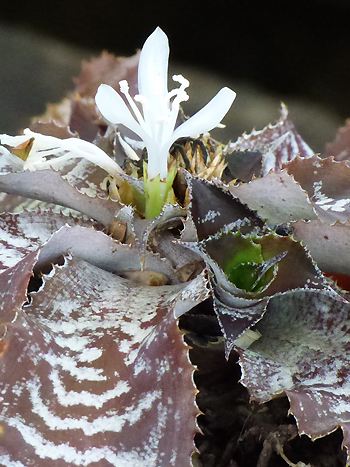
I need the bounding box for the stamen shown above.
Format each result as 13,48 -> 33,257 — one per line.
168,75 -> 190,105
134,94 -> 152,133
165,74 -> 191,137
117,133 -> 140,161
172,74 -> 190,89
119,80 -> 146,127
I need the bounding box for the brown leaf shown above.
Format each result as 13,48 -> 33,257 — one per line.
0,210 -> 94,272
285,155 -> 350,223
0,250 -> 38,323
0,256 -> 200,466
74,51 -> 140,98
230,170 -> 316,225
30,121 -> 78,139
69,98 -> 102,142
227,104 -> 313,176
324,119 -> 350,163
238,289 -> 350,463
187,174 -> 264,241
292,220 -> 350,276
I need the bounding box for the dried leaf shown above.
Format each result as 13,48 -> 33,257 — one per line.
30,121 -> 78,139
6,137 -> 34,161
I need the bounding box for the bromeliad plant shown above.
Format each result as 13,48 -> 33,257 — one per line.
1,26 -> 350,466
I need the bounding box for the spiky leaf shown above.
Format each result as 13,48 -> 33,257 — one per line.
238,289 -> 350,463
226,104 -> 313,176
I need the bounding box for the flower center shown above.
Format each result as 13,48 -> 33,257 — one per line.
118,75 -> 190,145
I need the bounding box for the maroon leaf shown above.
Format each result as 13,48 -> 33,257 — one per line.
285,155 -> 350,223
225,150 -> 262,182
0,256 -> 202,466
238,289 -> 350,463
69,98 -> 103,142
227,104 -> 313,175
324,119 -> 350,162
0,192 -> 41,213
203,232 -> 326,299
34,225 -> 177,282
74,51 -> 139,98
187,230 -> 327,358
0,210 -> 94,272
230,170 -> 317,225
187,174 -> 264,241
0,167 -> 120,226
292,220 -> 350,276
0,250 -> 38,324
139,204 -> 186,252
30,121 -> 78,139
212,294 -> 268,358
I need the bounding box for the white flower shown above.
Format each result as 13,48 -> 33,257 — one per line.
95,27 -> 236,180
0,128 -> 122,177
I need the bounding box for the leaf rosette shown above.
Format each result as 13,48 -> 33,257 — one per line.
1,25 -> 350,467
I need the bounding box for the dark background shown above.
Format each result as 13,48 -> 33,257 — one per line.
0,0 -> 349,149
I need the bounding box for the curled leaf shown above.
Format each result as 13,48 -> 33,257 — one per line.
238,289 -> 350,462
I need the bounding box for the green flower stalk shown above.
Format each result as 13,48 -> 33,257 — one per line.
143,163 -> 177,219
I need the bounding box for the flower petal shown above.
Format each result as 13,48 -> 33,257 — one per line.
21,129 -> 123,177
170,87 -> 236,144
0,134 -> 31,147
138,27 -> 169,99
95,84 -> 145,139
60,138 -> 123,176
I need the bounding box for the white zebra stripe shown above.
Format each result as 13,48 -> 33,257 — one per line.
6,417 -> 150,466
49,370 -> 130,408
28,378 -> 161,435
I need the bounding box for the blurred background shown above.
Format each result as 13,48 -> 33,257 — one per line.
0,0 -> 349,150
